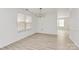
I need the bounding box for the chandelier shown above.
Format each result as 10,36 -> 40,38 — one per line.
37,8 -> 44,17
25,8 -> 45,17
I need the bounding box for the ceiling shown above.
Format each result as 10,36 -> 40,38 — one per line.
26,8 -> 56,17
57,8 -> 71,18
25,8 -> 70,17
28,8 -> 56,13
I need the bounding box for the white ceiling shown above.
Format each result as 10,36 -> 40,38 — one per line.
25,8 -> 70,17
57,8 -> 70,18
26,8 -> 56,15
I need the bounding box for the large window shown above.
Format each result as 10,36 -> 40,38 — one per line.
17,13 -> 32,32
26,15 -> 32,30
57,19 -> 64,27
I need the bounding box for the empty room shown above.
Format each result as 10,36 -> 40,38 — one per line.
0,8 -> 79,50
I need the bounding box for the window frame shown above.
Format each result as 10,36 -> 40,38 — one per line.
17,13 -> 32,32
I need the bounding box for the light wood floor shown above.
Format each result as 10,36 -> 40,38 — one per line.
1,32 -> 79,50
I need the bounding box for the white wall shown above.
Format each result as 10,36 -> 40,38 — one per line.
0,8 -> 37,48
37,10 -> 57,34
69,9 -> 79,47
64,18 -> 70,31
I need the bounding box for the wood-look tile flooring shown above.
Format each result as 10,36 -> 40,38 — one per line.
1,32 -> 79,50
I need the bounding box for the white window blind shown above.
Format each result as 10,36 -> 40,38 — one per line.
17,13 -> 32,32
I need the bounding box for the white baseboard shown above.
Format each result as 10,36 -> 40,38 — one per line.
0,33 -> 36,48
35,32 -> 57,36
69,36 -> 79,48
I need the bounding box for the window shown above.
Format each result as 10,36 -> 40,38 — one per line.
17,13 -> 32,32
17,13 -> 26,32
26,15 -> 32,30
57,19 -> 64,27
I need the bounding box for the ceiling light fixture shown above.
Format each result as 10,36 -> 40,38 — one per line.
39,8 -> 43,17
25,8 -> 45,18
37,8 -> 45,17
